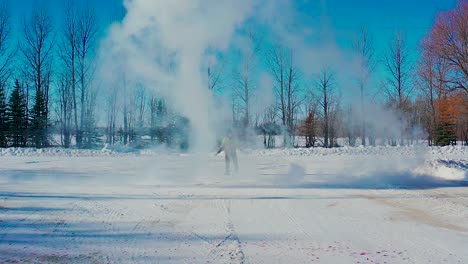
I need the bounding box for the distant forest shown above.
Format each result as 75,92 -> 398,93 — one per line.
0,1 -> 466,149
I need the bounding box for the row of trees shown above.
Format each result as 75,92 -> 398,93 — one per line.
260,1 -> 467,148
0,0 -> 465,149
0,1 -> 94,148
416,0 -> 467,146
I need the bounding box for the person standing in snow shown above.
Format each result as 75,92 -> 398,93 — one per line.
216,130 -> 238,175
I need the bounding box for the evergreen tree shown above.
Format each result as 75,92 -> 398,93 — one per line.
30,89 -> 48,148
434,96 -> 458,146
7,80 -> 27,147
0,82 -> 8,147
435,122 -> 457,146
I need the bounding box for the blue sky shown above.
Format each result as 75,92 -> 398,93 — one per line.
9,0 -> 458,92
10,0 -> 124,26
295,0 -> 458,87
295,0 -> 456,67
11,0 -> 457,50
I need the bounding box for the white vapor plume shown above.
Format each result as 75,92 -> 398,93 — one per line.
99,0 -> 257,151
97,0 -> 361,152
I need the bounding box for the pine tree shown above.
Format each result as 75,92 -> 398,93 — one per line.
435,96 -> 458,146
0,82 -> 8,147
435,122 -> 457,146
30,89 -> 48,148
7,80 -> 27,147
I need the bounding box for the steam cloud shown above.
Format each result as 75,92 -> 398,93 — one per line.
98,0 -> 417,151
97,0 -> 355,151
99,0 -> 259,151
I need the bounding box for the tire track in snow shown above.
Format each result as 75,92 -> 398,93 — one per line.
149,193 -> 216,263
276,202 -> 333,262
0,200 -> 101,263
278,199 -> 413,263
80,200 -> 129,263
37,201 -> 105,262
206,199 -> 245,264
128,200 -> 195,264
364,194 -> 466,232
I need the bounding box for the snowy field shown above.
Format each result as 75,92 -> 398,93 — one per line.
0,146 -> 467,263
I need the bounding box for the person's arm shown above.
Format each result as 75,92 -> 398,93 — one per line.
215,139 -> 225,156
215,146 -> 223,155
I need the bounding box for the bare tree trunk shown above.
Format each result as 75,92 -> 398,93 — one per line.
424,1 -> 468,94
21,7 -> 55,148
0,2 -> 15,88
77,4 -> 97,148
136,87 -> 146,143
107,90 -> 117,145
266,46 -> 286,127
233,28 -> 261,131
59,1 -> 78,148
207,60 -> 225,92
150,96 -> 157,142
384,33 -> 411,107
267,45 -> 300,147
43,71 -> 51,147
353,28 -> 376,146
244,78 -> 249,127
121,71 -> 130,145
76,4 -> 97,147
285,50 -> 300,146
317,70 -> 336,148
383,32 -> 411,144
324,91 -> 329,148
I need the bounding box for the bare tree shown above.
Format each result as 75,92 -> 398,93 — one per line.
58,0 -> 78,147
149,96 -> 168,143
149,96 -> 157,143
383,32 -> 412,110
416,49 -> 449,144
230,95 -> 240,126
21,7 -> 55,147
135,86 -> 147,140
259,106 -> 278,149
57,73 -> 72,147
383,32 -> 413,145
106,87 -> 118,145
121,72 -> 130,145
0,1 -> 14,88
425,0 -> 467,93
233,27 -> 262,128
328,99 -> 342,147
285,51 -> 301,144
267,45 -> 301,146
76,4 -> 98,147
353,28 -> 376,146
344,105 -> 358,147
0,2 -> 11,148
316,69 -> 337,148
207,55 -> 226,92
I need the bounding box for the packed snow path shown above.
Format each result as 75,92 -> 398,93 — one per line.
0,146 -> 467,263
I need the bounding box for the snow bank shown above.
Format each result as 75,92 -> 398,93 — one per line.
0,145 -> 466,158
414,159 -> 468,181
253,145 -> 467,157
0,147 -> 134,157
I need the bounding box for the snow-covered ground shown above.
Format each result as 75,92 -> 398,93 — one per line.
1,146 -> 467,263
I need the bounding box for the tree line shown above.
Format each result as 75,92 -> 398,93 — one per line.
256,0 -> 467,148
0,0 -> 466,149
